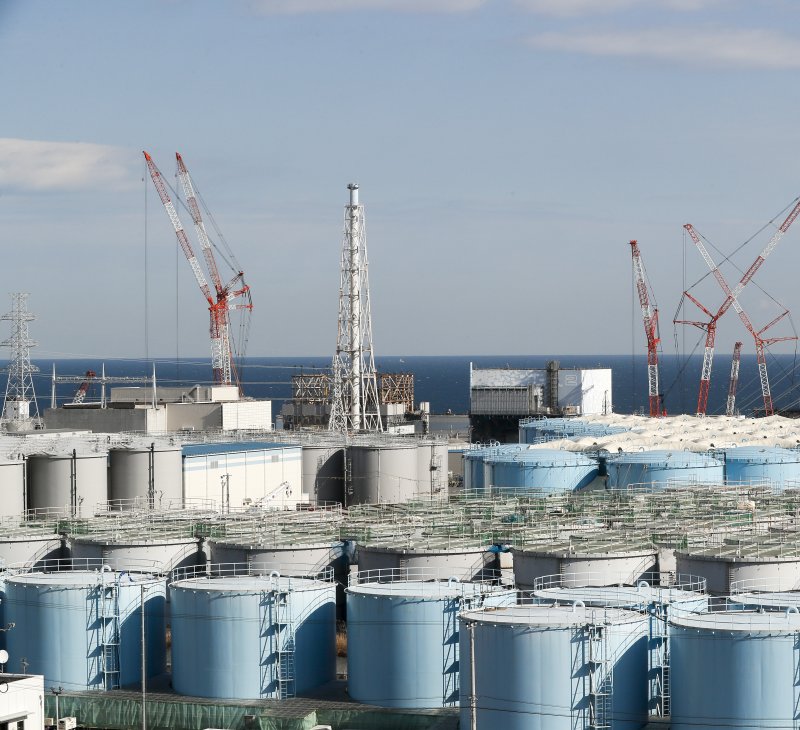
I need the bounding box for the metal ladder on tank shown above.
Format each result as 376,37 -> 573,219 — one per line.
441,597 -> 460,706
258,591 -> 272,698
587,623 -> 612,730
649,603 -> 670,717
99,577 -> 121,690
275,589 -> 296,699
793,631 -> 800,730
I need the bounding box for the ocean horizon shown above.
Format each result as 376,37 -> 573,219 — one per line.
28,353 -> 800,419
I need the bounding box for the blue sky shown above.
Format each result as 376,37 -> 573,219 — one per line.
1,0 -> 799,361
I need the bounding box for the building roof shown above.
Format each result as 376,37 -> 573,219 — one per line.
181,441 -> 298,457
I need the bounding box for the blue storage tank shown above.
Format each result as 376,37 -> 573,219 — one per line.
670,602 -> 800,730
347,570 -> 516,708
519,418 -> 628,444
4,566 -> 166,689
459,602 -> 649,730
607,450 -> 724,490
485,449 -> 598,494
170,567 -> 336,700
722,446 -> 800,488
463,444 -> 526,493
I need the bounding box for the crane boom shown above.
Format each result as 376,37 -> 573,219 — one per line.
629,240 -> 663,417
143,152 -> 213,304
143,151 -> 253,388
175,153 -> 224,294
683,220 -> 797,417
725,342 -> 742,417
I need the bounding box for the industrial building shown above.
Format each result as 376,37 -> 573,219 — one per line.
469,361 -> 612,442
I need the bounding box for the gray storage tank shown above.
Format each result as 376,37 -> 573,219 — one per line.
356,537 -> 499,582
108,444 -> 182,509
301,442 -> 345,504
512,534 -> 658,590
26,451 -> 108,517
169,565 -> 336,700
0,524 -> 67,567
0,460 -> 25,517
4,561 -> 166,689
669,600 -> 800,730
347,441 -> 420,504
416,440 -> 448,500
459,601 -> 649,730
346,569 -> 516,708
676,536 -> 800,595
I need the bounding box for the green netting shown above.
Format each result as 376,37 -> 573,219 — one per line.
44,694 -> 458,730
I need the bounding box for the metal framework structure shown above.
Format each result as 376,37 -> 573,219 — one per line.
379,372 -> 414,411
329,184 -> 382,433
143,151 -> 253,389
629,240 -> 663,417
725,341 -> 743,417
50,363 -> 154,408
1,292 -> 41,427
678,215 -> 798,416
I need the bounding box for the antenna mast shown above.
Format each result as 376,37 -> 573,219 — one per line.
329,184 -> 382,433
1,293 -> 42,430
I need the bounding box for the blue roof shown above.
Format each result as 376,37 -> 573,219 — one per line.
182,441 -> 298,457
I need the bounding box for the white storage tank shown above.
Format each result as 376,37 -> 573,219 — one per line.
459,601 -> 649,730
0,526 -> 67,567
512,534 -> 658,590
26,451 -> 109,517
0,460 -> 25,517
347,441 -> 420,504
169,565 -> 336,700
108,444 -> 182,509
69,533 -> 204,573
416,440 -> 448,500
4,562 -> 166,690
346,569 -> 516,708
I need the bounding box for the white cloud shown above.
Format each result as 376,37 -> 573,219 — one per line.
0,138 -> 135,193
515,0 -> 723,17
250,0 -> 486,13
528,28 -> 800,69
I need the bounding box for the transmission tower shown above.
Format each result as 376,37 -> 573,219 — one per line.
329,184 -> 382,433
1,292 -> 41,429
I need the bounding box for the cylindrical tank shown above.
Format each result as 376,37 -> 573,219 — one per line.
170,567 -> 336,700
607,449 -> 724,490
207,540 -> 344,575
463,444 -> 527,493
0,530 -> 67,567
0,460 -> 25,517
26,451 -> 109,517
108,445 -> 182,509
4,565 -> 166,689
356,541 -> 498,582
348,442 -> 420,504
669,602 -> 800,730
676,539 -> 800,595
346,570 -> 516,708
512,537 -> 658,590
69,535 -> 204,573
459,602 -> 649,730
722,446 -> 800,489
301,443 -> 345,504
416,441 -> 449,500
485,449 -> 598,494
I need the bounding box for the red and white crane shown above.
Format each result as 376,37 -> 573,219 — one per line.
143,151 -> 253,388
629,240 -> 664,418
725,342 -> 742,417
677,202 -> 800,415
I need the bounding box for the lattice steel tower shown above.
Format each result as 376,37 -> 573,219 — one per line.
2,292 -> 41,428
329,184 -> 382,432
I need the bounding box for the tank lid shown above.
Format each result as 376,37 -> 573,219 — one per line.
460,603 -> 646,627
